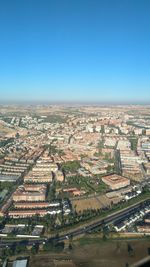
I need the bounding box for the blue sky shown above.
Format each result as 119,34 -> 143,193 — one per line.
0,0 -> 150,103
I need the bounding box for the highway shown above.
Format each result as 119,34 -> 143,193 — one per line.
0,198 -> 149,249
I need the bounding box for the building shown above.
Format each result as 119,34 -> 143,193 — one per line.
14,201 -> 50,209
24,173 -> 52,183
146,129 -> 150,136
12,259 -> 28,267
102,174 -> 130,190
134,128 -> 143,135
8,209 -> 47,218
145,214 -> 150,223
114,221 -> 126,232
0,174 -> 20,182
55,170 -> 64,182
141,142 -> 150,151
124,191 -> 141,200
24,157 -> 54,183
0,197 -> 13,217
137,222 -> 150,233
13,184 -> 47,202
144,163 -> 150,174
63,187 -> 86,196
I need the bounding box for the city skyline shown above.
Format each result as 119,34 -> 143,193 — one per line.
0,0 -> 150,103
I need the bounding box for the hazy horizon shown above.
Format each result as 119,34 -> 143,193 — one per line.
1,99 -> 150,106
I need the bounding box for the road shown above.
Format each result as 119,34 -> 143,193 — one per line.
0,198 -> 149,249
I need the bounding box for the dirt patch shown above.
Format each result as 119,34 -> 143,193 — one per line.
72,239 -> 150,267
71,195 -> 121,212
28,239 -> 150,267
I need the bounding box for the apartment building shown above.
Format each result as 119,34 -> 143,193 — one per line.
102,174 -> 130,190
13,184 -> 47,202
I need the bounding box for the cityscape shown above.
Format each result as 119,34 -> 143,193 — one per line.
0,104 -> 150,266
0,0 -> 150,266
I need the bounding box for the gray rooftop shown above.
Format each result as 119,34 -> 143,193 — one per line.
12,259 -> 28,267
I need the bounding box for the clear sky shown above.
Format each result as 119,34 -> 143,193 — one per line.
0,0 -> 150,103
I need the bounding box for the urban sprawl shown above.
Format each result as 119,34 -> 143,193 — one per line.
0,104 -> 150,247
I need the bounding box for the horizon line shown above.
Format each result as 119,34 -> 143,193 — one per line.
0,100 -> 150,106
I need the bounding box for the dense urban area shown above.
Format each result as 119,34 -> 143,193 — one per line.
0,104 -> 150,267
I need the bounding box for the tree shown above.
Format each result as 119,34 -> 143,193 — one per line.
68,243 -> 73,250
127,243 -> 134,257
1,248 -> 7,259
15,132 -> 20,139
61,161 -> 80,173
54,241 -> 64,252
102,232 -> 107,241
31,243 -> 39,254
